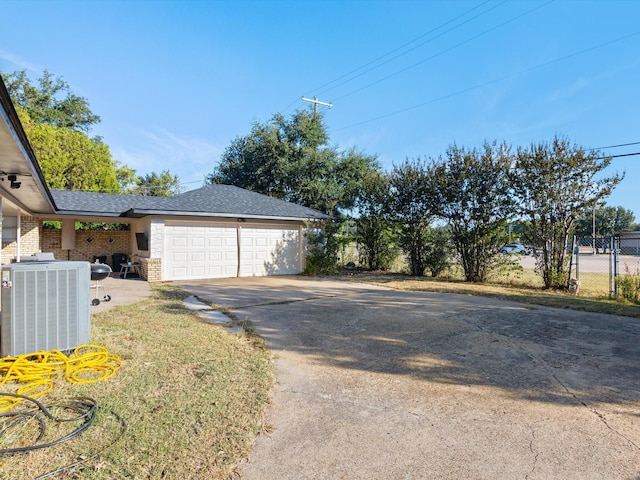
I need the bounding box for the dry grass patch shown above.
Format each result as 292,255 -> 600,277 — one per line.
341,271 -> 640,318
0,284 -> 273,480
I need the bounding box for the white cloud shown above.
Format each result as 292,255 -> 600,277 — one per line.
545,77 -> 589,103
0,49 -> 41,74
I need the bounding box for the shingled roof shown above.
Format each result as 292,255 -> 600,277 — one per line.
50,184 -> 329,221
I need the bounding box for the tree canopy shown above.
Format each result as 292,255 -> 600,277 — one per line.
207,109 -> 378,214
574,205 -> 635,237
2,70 -> 100,132
354,170 -> 396,270
511,135 -> 623,289
130,170 -> 182,197
16,107 -> 119,192
387,158 -> 437,276
3,69 -> 181,196
432,142 -> 514,282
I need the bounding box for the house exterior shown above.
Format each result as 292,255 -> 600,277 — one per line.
619,232 -> 640,256
0,77 -> 328,282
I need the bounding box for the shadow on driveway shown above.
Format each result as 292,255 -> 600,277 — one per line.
178,276 -> 640,479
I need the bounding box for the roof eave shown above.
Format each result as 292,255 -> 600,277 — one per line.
52,210 -> 129,218
0,79 -> 57,214
123,208 -> 329,222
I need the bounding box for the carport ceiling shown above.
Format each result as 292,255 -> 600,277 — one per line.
0,84 -> 54,215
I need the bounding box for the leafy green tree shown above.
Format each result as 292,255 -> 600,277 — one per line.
208,109 -> 378,215
2,70 -> 100,132
422,226 -> 451,277
304,220 -> 342,275
574,205 -> 635,237
387,158 -> 437,276
114,161 -> 140,193
18,108 -> 119,192
432,142 -> 515,282
131,170 -> 182,196
507,220 -> 530,240
511,136 -> 623,289
354,170 -> 397,270
4,69 -> 121,193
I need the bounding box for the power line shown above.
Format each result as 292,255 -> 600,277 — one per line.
592,141 -> 640,150
332,29 -> 640,132
331,0 -> 554,102
313,0 -> 504,96
281,0 -> 499,114
596,151 -> 640,160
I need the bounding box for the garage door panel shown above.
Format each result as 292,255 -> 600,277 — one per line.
240,227 -> 300,277
192,251 -> 206,262
173,267 -> 187,277
164,223 -> 238,281
165,223 -> 302,281
172,252 -> 187,262
171,237 -> 187,248
191,237 -> 205,248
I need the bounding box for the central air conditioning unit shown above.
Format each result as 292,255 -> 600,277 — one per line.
1,261 -> 91,357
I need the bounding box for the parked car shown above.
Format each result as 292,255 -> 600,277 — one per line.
501,242 -> 527,255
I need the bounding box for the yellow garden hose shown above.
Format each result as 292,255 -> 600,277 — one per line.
0,344 -> 121,411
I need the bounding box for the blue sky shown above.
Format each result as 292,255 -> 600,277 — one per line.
2,0 -> 640,218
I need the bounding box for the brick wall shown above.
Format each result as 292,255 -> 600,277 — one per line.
1,218 -> 161,281
140,257 -> 162,282
1,216 -> 41,264
41,229 -> 131,270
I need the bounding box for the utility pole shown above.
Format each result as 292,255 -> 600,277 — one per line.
301,96 -> 333,118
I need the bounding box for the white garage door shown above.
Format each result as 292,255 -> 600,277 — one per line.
239,226 -> 301,277
164,223 -> 238,280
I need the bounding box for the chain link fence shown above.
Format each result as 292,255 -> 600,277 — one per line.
571,236 -> 618,297
571,235 -> 640,301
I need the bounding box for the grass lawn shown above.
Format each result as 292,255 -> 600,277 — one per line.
342,270 -> 640,318
0,285 -> 273,480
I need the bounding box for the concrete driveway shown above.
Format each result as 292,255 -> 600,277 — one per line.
177,277 -> 640,480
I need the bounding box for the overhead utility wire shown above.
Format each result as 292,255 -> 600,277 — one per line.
332,29 -> 640,132
591,141 -> 640,150
312,0 -> 502,96
282,0 -> 497,114
596,152 -> 640,160
332,0 -> 554,102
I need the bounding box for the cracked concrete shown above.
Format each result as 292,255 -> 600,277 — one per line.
177,277 -> 640,479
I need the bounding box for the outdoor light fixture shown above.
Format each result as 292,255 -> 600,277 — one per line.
7,175 -> 20,189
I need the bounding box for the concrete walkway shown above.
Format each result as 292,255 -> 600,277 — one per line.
89,274 -> 151,313
178,276 -> 640,480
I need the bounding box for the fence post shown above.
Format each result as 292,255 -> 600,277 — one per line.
573,235 -> 579,282
613,236 -> 619,298
608,236 -> 613,298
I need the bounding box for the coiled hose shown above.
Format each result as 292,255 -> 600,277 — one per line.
0,344 -> 122,411
0,392 -> 128,479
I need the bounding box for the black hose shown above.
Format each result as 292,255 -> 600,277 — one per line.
34,408 -> 127,480
0,392 -> 127,478
0,393 -> 97,455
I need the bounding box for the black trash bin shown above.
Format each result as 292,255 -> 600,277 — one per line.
112,253 -> 128,273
